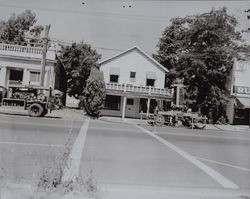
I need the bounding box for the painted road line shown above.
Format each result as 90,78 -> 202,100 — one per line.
133,124 -> 239,189
196,157 -> 250,172
0,141 -> 64,148
62,118 -> 90,182
157,131 -> 250,141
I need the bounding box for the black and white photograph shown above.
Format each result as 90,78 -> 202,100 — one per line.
0,0 -> 250,198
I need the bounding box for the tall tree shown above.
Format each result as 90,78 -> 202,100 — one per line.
154,8 -> 242,123
0,9 -> 43,43
59,42 -> 101,99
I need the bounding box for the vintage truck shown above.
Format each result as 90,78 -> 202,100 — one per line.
0,85 -> 63,117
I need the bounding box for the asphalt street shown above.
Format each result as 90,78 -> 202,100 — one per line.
0,113 -> 82,182
0,112 -> 250,196
80,120 -> 250,191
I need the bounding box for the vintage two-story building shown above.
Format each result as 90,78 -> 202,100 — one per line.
0,42 -> 66,97
100,46 -> 172,119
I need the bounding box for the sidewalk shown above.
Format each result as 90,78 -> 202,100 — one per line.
212,124 -> 250,133
100,116 -> 250,133
0,107 -> 86,121
46,108 -> 86,121
100,116 -> 147,125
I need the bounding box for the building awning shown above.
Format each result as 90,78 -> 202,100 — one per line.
110,67 -> 120,75
146,71 -> 157,79
236,97 -> 250,109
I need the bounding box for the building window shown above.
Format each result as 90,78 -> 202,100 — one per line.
130,72 -> 136,78
110,75 -> 119,83
130,71 -> 136,82
146,79 -> 155,87
105,95 -> 121,110
30,71 -> 40,82
127,98 -> 134,105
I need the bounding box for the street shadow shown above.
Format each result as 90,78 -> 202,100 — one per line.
0,112 -> 62,119
44,115 -> 62,119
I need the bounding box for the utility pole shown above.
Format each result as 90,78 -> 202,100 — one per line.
40,24 -> 51,87
172,83 -> 185,107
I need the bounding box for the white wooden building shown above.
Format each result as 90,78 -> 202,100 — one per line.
100,46 -> 172,119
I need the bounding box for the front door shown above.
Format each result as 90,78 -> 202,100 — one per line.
125,98 -> 137,118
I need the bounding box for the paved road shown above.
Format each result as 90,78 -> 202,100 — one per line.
151,126 -> 250,189
80,119 -> 250,191
0,113 -> 83,182
0,112 -> 250,197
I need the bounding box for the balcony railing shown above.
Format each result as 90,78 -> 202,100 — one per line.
106,83 -> 172,97
0,43 -> 42,54
0,43 -> 55,60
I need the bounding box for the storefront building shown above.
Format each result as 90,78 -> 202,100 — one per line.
226,57 -> 250,125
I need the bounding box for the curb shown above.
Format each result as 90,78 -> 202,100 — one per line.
2,183 -> 250,199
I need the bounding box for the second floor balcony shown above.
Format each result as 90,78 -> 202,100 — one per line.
105,83 -> 173,99
0,43 -> 55,60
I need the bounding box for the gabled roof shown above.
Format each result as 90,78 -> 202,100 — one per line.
99,46 -> 169,73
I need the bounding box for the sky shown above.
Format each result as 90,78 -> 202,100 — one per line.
0,0 -> 249,60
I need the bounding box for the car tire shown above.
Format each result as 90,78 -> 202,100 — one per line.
28,103 -> 44,117
155,115 -> 165,126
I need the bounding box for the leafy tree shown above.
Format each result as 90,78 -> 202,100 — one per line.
79,68 -> 106,118
154,8 -> 242,123
0,9 -> 43,43
59,42 -> 101,99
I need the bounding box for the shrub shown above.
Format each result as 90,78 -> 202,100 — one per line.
80,68 -> 106,118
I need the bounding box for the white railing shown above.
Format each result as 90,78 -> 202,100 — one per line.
0,43 -> 43,54
106,83 -> 172,97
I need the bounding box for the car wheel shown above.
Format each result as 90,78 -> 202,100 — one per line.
28,103 -> 44,117
155,115 -> 165,126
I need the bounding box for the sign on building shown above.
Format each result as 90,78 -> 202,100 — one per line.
233,86 -> 250,95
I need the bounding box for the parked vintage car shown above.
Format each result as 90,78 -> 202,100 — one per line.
148,109 -> 207,129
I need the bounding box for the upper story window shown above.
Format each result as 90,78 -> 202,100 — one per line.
146,79 -> 155,87
110,75 -> 119,83
130,71 -> 136,82
146,71 -> 156,87
110,67 -> 120,83
30,71 -> 40,82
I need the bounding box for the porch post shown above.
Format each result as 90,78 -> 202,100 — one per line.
176,86 -> 180,107
146,98 -> 151,117
122,96 -> 127,119
22,68 -> 30,85
0,66 -> 7,87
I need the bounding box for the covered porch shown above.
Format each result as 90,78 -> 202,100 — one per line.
102,83 -> 173,119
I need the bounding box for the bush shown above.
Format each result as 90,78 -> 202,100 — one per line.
80,68 -> 106,118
